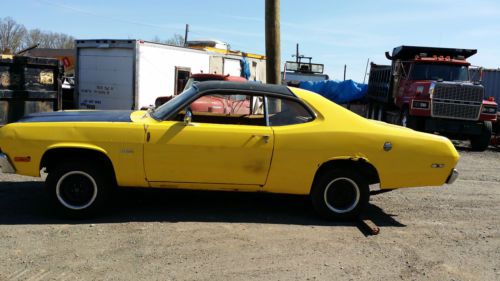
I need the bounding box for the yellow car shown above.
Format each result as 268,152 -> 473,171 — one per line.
0,82 -> 459,219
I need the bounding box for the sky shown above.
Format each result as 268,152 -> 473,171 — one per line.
3,0 -> 500,82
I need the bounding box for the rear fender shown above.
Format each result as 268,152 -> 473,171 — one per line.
46,143 -> 107,155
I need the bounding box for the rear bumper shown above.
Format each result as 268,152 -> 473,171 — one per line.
0,153 -> 15,174
446,169 -> 459,184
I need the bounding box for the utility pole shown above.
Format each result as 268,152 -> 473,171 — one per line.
363,58 -> 370,84
295,43 -> 299,62
265,0 -> 281,84
184,24 -> 189,47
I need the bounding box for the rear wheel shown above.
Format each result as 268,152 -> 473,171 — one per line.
46,162 -> 112,218
470,121 -> 492,151
311,169 -> 369,220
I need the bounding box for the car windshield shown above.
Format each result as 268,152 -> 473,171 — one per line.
183,78 -> 196,92
151,86 -> 197,120
183,76 -> 223,92
411,63 -> 469,81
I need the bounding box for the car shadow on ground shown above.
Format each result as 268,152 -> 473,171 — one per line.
0,181 -> 405,234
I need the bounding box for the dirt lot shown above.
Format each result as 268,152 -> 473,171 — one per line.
0,145 -> 499,281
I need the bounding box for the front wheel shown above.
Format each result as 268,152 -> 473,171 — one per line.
46,162 -> 112,218
310,169 -> 369,220
470,121 -> 492,151
397,108 -> 420,129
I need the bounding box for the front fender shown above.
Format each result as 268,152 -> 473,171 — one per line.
41,143 -> 110,172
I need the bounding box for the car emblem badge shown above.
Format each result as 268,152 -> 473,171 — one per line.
383,142 -> 392,152
120,148 -> 134,154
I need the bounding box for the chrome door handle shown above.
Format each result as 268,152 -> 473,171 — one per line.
253,134 -> 270,143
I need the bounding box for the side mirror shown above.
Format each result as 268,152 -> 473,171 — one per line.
184,108 -> 192,126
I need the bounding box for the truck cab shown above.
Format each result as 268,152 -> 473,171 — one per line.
367,45 -> 497,151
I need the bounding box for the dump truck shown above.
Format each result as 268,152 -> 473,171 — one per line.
366,45 -> 497,151
0,54 -> 61,125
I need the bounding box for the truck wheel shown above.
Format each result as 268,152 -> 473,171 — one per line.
310,169 -> 369,220
470,121 -> 492,151
398,108 -> 410,127
376,105 -> 384,121
46,162 -> 112,218
398,108 -> 418,129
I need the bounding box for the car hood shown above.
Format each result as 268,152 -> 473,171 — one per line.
17,110 -> 133,123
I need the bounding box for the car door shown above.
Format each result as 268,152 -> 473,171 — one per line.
143,92 -> 273,190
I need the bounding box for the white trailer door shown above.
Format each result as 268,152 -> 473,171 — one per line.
78,48 -> 135,110
223,58 -> 241,76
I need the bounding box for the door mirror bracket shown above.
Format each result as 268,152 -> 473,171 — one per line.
184,108 -> 193,126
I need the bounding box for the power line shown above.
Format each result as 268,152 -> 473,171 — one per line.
36,0 -> 184,32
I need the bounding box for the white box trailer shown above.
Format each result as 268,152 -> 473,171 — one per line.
76,39 -> 267,110
76,39 -> 211,110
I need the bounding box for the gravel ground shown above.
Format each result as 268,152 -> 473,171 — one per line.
0,145 -> 499,281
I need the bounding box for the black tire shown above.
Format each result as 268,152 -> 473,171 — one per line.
470,121 -> 492,151
310,169 -> 370,220
375,105 -> 383,121
367,102 -> 374,119
397,108 -> 419,129
46,162 -> 112,218
398,108 -> 409,127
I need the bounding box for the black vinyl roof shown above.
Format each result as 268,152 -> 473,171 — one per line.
151,81 -> 297,120
389,45 -> 477,60
195,81 -> 295,97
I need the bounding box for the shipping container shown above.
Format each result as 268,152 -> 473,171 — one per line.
470,68 -> 500,106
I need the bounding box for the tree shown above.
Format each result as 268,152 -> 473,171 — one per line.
25,30 -> 75,49
24,28 -> 44,48
165,34 -> 185,46
151,33 -> 185,47
1,17 -> 75,53
0,17 -> 27,53
44,32 -> 75,49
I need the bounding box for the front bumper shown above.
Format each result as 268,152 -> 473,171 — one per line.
425,118 -> 484,136
0,153 -> 15,174
446,169 -> 459,184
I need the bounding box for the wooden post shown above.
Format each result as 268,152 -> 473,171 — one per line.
265,0 -> 281,85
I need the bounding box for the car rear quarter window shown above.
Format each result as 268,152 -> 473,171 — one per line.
267,97 -> 314,126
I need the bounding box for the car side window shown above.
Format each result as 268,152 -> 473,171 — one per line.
171,93 -> 266,126
267,97 -> 314,126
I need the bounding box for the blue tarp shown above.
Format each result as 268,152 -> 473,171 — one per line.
240,58 -> 251,79
299,79 -> 368,104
